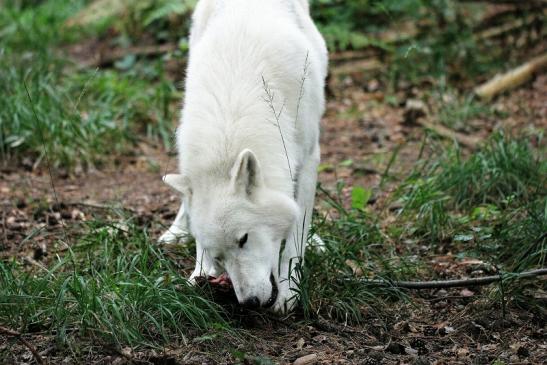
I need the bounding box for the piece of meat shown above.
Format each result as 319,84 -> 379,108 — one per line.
208,272 -> 232,287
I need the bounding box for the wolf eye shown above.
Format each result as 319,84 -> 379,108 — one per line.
238,233 -> 248,248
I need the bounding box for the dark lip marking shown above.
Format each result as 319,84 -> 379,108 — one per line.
263,273 -> 278,308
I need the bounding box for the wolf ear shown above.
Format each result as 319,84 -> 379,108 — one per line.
231,149 -> 263,196
163,174 -> 190,195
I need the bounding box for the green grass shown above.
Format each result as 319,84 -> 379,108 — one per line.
0,220 -> 228,349
0,1 -> 179,169
396,132 -> 546,269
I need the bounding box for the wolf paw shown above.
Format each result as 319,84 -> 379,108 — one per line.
158,226 -> 191,244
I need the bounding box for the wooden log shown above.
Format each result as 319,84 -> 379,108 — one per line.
475,52 -> 547,101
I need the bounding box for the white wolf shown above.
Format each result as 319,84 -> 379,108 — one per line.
160,0 -> 327,313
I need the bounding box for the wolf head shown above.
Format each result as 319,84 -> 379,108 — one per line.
164,149 -> 298,309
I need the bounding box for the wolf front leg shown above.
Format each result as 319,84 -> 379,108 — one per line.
273,146 -> 320,313
158,200 -> 191,244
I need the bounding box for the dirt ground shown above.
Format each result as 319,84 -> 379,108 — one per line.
1,58 -> 547,364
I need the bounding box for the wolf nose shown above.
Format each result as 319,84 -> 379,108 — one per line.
243,296 -> 260,309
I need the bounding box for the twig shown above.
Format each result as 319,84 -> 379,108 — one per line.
475,12 -> 545,41
261,76 -> 294,182
66,201 -> 137,214
0,326 -> 46,365
347,268 -> 547,289
77,43 -> 179,69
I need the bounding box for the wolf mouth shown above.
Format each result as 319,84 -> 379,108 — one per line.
263,273 -> 278,308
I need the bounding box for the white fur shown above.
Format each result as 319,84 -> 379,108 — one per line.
160,0 -> 327,313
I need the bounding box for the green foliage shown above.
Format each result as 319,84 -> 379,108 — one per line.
311,0 -> 506,83
351,186 -> 372,210
311,0 -> 422,51
142,0 -> 197,27
0,221 -> 228,348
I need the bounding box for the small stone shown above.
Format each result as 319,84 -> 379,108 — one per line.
293,353 -> 318,365
460,288 -> 474,297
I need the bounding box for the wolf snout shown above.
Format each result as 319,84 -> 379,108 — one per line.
240,273 -> 278,309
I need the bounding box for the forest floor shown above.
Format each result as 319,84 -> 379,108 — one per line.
2,60 -> 546,364
1,5 -> 547,362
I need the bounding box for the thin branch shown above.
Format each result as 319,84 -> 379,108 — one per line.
0,326 -> 46,365
347,268 -> 547,289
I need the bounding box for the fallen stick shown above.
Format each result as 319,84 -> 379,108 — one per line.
348,268 -> 547,289
0,326 -> 46,365
418,119 -> 481,149
475,52 -> 547,101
